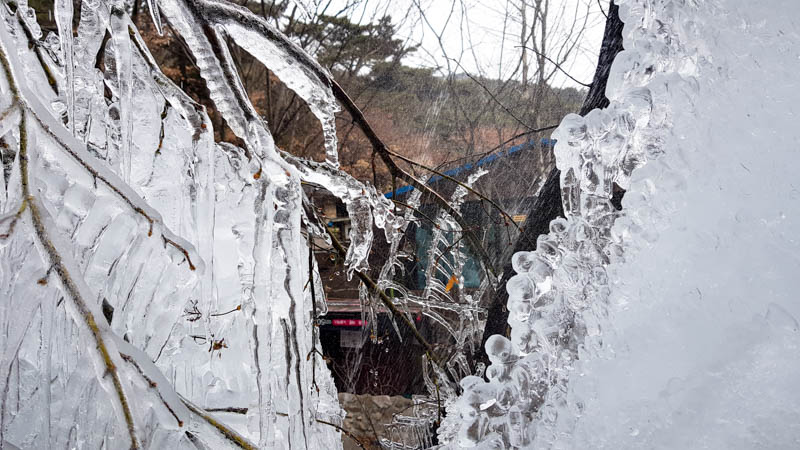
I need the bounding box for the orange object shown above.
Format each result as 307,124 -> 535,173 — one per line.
445,275 -> 458,292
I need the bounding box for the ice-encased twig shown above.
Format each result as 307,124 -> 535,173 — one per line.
2,39 -> 257,450
0,10 -> 203,273
173,0 -> 497,282
17,109 -> 141,447
157,0 -> 258,151
202,0 -> 340,167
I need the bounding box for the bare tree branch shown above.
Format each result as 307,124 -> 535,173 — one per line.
516,44 -> 591,87
329,80 -> 498,278
448,57 -> 539,131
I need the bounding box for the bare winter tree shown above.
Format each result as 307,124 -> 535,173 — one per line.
406,0 -> 596,154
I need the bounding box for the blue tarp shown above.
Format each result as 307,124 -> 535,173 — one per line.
383,138 -> 556,199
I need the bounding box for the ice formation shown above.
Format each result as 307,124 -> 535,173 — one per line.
444,0 -> 800,448
2,0 -> 798,446
375,170 -> 491,354
0,0 -> 396,447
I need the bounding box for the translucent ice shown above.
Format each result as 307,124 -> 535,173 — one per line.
0,0 -> 354,447
446,0 -> 800,448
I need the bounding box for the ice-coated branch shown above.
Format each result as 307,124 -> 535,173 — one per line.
127,24 -> 210,133
117,338 -> 257,448
15,109 -> 141,447
0,8 -> 203,274
159,0 -> 277,161
180,397 -> 257,449
7,111 -> 251,448
176,0 -> 498,278
316,418 -> 367,449
329,80 -> 498,278
198,0 -> 340,167
25,105 -> 202,270
0,28 -> 149,444
384,146 -> 527,241
0,200 -> 26,239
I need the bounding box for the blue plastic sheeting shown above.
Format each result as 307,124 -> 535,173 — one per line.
383,138 -> 556,199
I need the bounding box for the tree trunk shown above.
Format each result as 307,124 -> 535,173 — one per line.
520,1 -> 529,87
477,1 -> 625,364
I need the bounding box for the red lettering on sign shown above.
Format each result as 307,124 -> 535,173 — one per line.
332,319 -> 364,327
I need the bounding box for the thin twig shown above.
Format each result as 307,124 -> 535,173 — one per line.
195,405 -> 368,449
180,398 -> 256,449
442,125 -> 559,170
316,418 -> 367,449
597,0 -> 608,19
515,45 -> 591,87
209,305 -> 242,317
308,243 -> 320,393
206,406 -> 248,414
330,81 -> 497,279
433,233 -> 468,269
385,147 -> 527,242
448,58 -> 538,131
390,199 -> 439,229
162,236 -> 197,270
0,200 -> 27,239
119,353 -> 183,427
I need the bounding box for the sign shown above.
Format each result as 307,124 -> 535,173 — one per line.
332,318 -> 364,327
340,330 -> 363,348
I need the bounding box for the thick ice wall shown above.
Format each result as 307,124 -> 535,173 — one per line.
445,0 -> 800,448
556,0 -> 800,447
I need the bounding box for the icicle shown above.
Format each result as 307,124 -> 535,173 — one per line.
72,0 -> 108,141
287,153 -> 396,277
54,0 -> 74,133
344,195 -> 373,279
17,1 -> 42,40
201,0 -> 341,167
147,0 -> 163,34
108,7 -> 133,183
157,0 -> 254,145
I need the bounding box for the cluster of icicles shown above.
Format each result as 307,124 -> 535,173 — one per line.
440,0 -> 707,447
0,0 -> 426,447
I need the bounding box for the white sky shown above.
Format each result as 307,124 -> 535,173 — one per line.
317,0 -> 608,89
